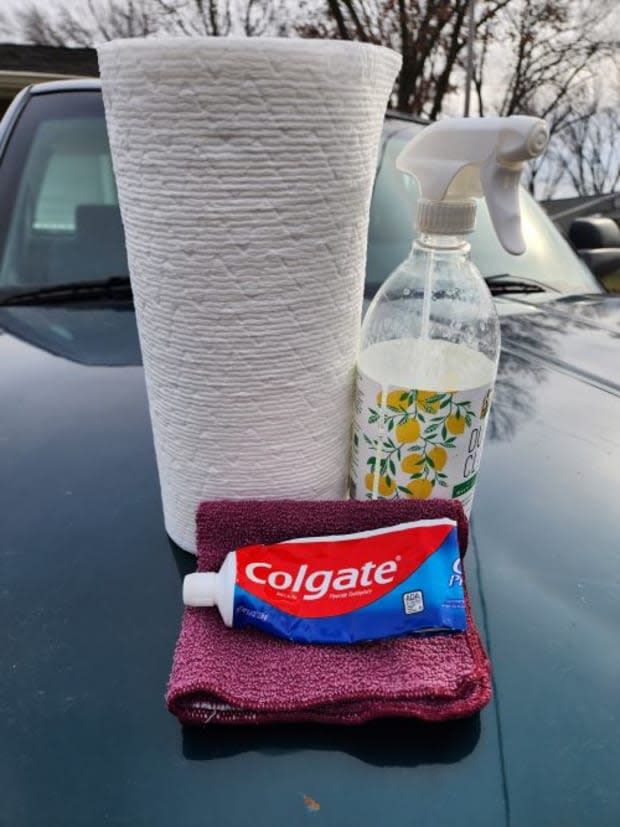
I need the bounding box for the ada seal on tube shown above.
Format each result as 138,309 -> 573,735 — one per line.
183,519 -> 466,644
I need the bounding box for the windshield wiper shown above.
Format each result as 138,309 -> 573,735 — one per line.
0,276 -> 132,306
0,272 -> 551,305
485,274 -> 553,296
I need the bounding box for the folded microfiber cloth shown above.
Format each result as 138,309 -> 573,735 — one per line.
166,500 -> 491,725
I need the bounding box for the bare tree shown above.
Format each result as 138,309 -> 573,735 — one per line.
553,104 -> 620,196
6,0 -> 286,46
150,0 -> 227,36
153,0 -> 286,36
0,8 -> 12,40
10,0 -> 160,46
298,0 -> 514,118
487,0 -> 616,120
470,0 -> 619,196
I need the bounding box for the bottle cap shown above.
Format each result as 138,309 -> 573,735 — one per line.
183,572 -> 217,607
416,198 -> 477,236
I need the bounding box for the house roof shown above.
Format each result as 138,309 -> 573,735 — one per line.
0,42 -> 99,105
542,192 -> 620,232
0,43 -> 98,76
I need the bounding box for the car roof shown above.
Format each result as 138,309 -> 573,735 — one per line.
29,77 -> 102,95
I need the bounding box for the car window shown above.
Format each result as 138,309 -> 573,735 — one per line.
367,122 -> 599,296
32,122 -> 117,232
0,92 -> 128,288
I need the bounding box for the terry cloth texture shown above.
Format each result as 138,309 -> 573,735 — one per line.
166,500 -> 491,725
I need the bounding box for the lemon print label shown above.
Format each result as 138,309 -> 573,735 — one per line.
349,367 -> 493,516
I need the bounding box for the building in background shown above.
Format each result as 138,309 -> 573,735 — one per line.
542,193 -> 620,235
0,43 -> 97,117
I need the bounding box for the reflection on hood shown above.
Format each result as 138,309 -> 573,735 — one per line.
0,304 -> 141,366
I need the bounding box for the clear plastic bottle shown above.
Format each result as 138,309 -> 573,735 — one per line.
351,229 -> 500,514
349,115 -> 548,513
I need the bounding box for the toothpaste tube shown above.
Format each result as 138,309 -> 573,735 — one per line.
183,518 -> 466,644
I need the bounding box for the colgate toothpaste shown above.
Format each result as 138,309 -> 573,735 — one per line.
182,519 -> 466,644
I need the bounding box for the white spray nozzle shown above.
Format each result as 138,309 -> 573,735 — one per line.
396,115 -> 549,255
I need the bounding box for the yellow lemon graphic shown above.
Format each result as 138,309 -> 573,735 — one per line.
376,388 -> 410,410
401,453 -> 424,474
446,414 -> 465,435
404,478 -> 433,499
395,418 -> 421,443
417,390 -> 441,412
364,473 -> 395,497
428,445 -> 448,471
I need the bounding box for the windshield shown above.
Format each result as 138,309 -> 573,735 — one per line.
367,121 -> 599,296
0,96 -> 598,298
0,91 -> 128,289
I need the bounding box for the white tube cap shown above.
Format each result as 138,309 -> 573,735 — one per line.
183,572 -> 217,607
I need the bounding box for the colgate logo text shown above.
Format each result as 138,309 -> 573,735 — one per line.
235,521 -> 454,619
245,559 -> 399,600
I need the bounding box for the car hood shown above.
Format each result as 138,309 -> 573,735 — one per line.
1,294 -> 619,827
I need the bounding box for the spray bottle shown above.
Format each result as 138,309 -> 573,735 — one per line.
349,115 -> 549,514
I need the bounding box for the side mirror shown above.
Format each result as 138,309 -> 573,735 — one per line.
569,217 -> 620,250
569,217 -> 620,292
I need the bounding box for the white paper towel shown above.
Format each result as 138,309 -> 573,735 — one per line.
97,37 -> 401,552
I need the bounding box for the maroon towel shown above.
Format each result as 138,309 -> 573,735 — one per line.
167,500 -> 491,725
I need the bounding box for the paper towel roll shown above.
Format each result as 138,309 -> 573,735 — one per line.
97,37 -> 401,552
